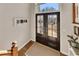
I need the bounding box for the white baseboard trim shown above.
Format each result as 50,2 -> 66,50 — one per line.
30,38 -> 36,41
18,39 -> 32,50
60,51 -> 68,56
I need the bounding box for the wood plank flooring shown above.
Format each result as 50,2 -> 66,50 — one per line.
18,40 -> 66,56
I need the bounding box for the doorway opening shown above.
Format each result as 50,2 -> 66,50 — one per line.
36,12 -> 60,51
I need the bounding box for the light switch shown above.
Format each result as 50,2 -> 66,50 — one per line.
20,20 -> 23,23
14,17 -> 27,26
16,20 -> 19,24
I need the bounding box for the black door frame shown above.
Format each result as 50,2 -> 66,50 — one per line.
36,12 -> 60,51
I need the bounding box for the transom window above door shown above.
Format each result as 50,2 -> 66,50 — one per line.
38,3 -> 60,12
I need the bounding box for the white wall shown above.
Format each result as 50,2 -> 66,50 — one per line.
60,3 -> 73,55
0,3 -> 33,50
30,4 -> 36,41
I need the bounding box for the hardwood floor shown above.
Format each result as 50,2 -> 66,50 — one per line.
25,42 -> 60,56
18,40 -> 66,56
18,40 -> 34,56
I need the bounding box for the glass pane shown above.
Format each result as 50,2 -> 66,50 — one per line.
39,3 -> 59,12
48,15 -> 57,37
37,15 -> 44,34
53,15 -> 57,37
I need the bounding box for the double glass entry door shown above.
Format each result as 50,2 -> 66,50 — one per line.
36,12 -> 60,51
